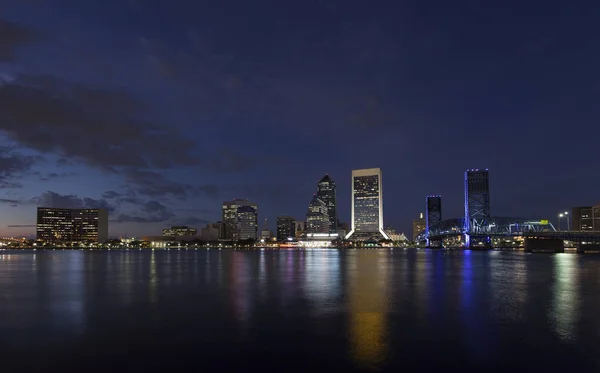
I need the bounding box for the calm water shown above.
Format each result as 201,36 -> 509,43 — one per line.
1,249 -> 600,372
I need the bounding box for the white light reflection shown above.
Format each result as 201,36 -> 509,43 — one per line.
303,249 -> 340,316
551,254 -> 580,343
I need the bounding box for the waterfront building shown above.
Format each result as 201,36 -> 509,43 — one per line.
306,195 -> 329,234
276,216 -> 296,241
345,168 -> 389,240
464,169 -> 491,233
412,213 -> 426,242
295,221 -> 306,239
317,174 -> 338,232
385,226 -> 407,242
36,207 -> 108,243
162,226 -> 197,236
200,223 -> 221,241
260,218 -> 272,240
222,199 -> 258,241
572,206 -> 594,231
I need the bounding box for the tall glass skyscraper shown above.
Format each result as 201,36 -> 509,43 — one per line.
306,195 -> 329,234
345,168 -> 389,240
222,199 -> 258,241
317,174 -> 337,232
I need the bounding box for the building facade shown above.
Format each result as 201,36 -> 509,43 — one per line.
222,199 -> 258,241
37,207 -> 108,243
464,169 -> 491,233
572,206 -> 594,231
162,226 -> 197,236
306,195 -> 329,234
572,205 -> 600,231
412,213 -> 426,242
345,168 -> 389,240
276,216 -> 296,241
317,174 -> 337,232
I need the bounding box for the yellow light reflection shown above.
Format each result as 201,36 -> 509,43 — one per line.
347,250 -> 388,369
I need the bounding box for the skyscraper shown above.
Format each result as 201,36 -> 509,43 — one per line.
37,207 -> 108,243
345,168 -> 389,240
412,213 -> 426,242
464,169 -> 491,233
306,195 -> 329,233
222,199 -> 258,241
276,216 -> 296,241
317,174 -> 337,232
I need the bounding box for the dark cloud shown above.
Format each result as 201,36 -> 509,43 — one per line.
113,200 -> 175,223
37,171 -> 75,181
123,169 -> 221,199
0,147 -> 41,188
172,216 -> 210,227
102,190 -> 121,199
0,198 -> 19,206
31,191 -> 115,212
0,19 -> 40,61
0,74 -> 198,170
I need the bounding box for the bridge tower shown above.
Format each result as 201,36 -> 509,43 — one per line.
425,195 -> 442,246
425,195 -> 442,245
464,169 -> 491,248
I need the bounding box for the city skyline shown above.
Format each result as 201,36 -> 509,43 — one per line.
1,0 -> 599,237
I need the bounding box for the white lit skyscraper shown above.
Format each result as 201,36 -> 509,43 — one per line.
345,168 -> 389,240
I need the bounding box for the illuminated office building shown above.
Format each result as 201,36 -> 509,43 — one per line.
306,195 -> 329,234
345,168 -> 389,240
572,206 -> 600,231
222,199 -> 258,241
276,216 -> 296,241
317,174 -> 337,232
412,213 -> 426,242
162,226 -> 197,236
37,207 -> 108,243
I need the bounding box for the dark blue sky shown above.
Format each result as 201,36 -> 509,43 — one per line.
0,0 -> 599,237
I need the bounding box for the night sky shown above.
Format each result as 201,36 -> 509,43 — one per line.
0,0 -> 598,238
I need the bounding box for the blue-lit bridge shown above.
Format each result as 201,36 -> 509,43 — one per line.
415,217 -> 558,249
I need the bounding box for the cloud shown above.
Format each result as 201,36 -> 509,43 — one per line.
0,146 -> 42,188
171,216 -> 210,227
0,19 -> 40,61
0,198 -> 19,206
113,200 -> 175,223
0,74 -> 198,170
31,191 -> 115,212
102,190 -> 121,199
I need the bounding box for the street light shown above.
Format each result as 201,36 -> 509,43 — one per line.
558,213 -> 563,231
564,211 -> 570,231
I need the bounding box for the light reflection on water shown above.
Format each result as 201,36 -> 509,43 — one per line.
0,249 -> 599,372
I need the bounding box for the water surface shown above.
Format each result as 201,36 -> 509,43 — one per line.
1,249 -> 599,372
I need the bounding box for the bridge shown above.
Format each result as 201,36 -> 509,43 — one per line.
416,217 -> 558,249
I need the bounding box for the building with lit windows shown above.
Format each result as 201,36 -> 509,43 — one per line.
412,213 -> 426,242
37,207 -> 108,243
572,205 -> 600,231
306,195 -> 329,234
345,168 -> 389,240
222,199 -> 258,241
317,174 -> 337,232
276,216 -> 296,241
162,226 -> 197,236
